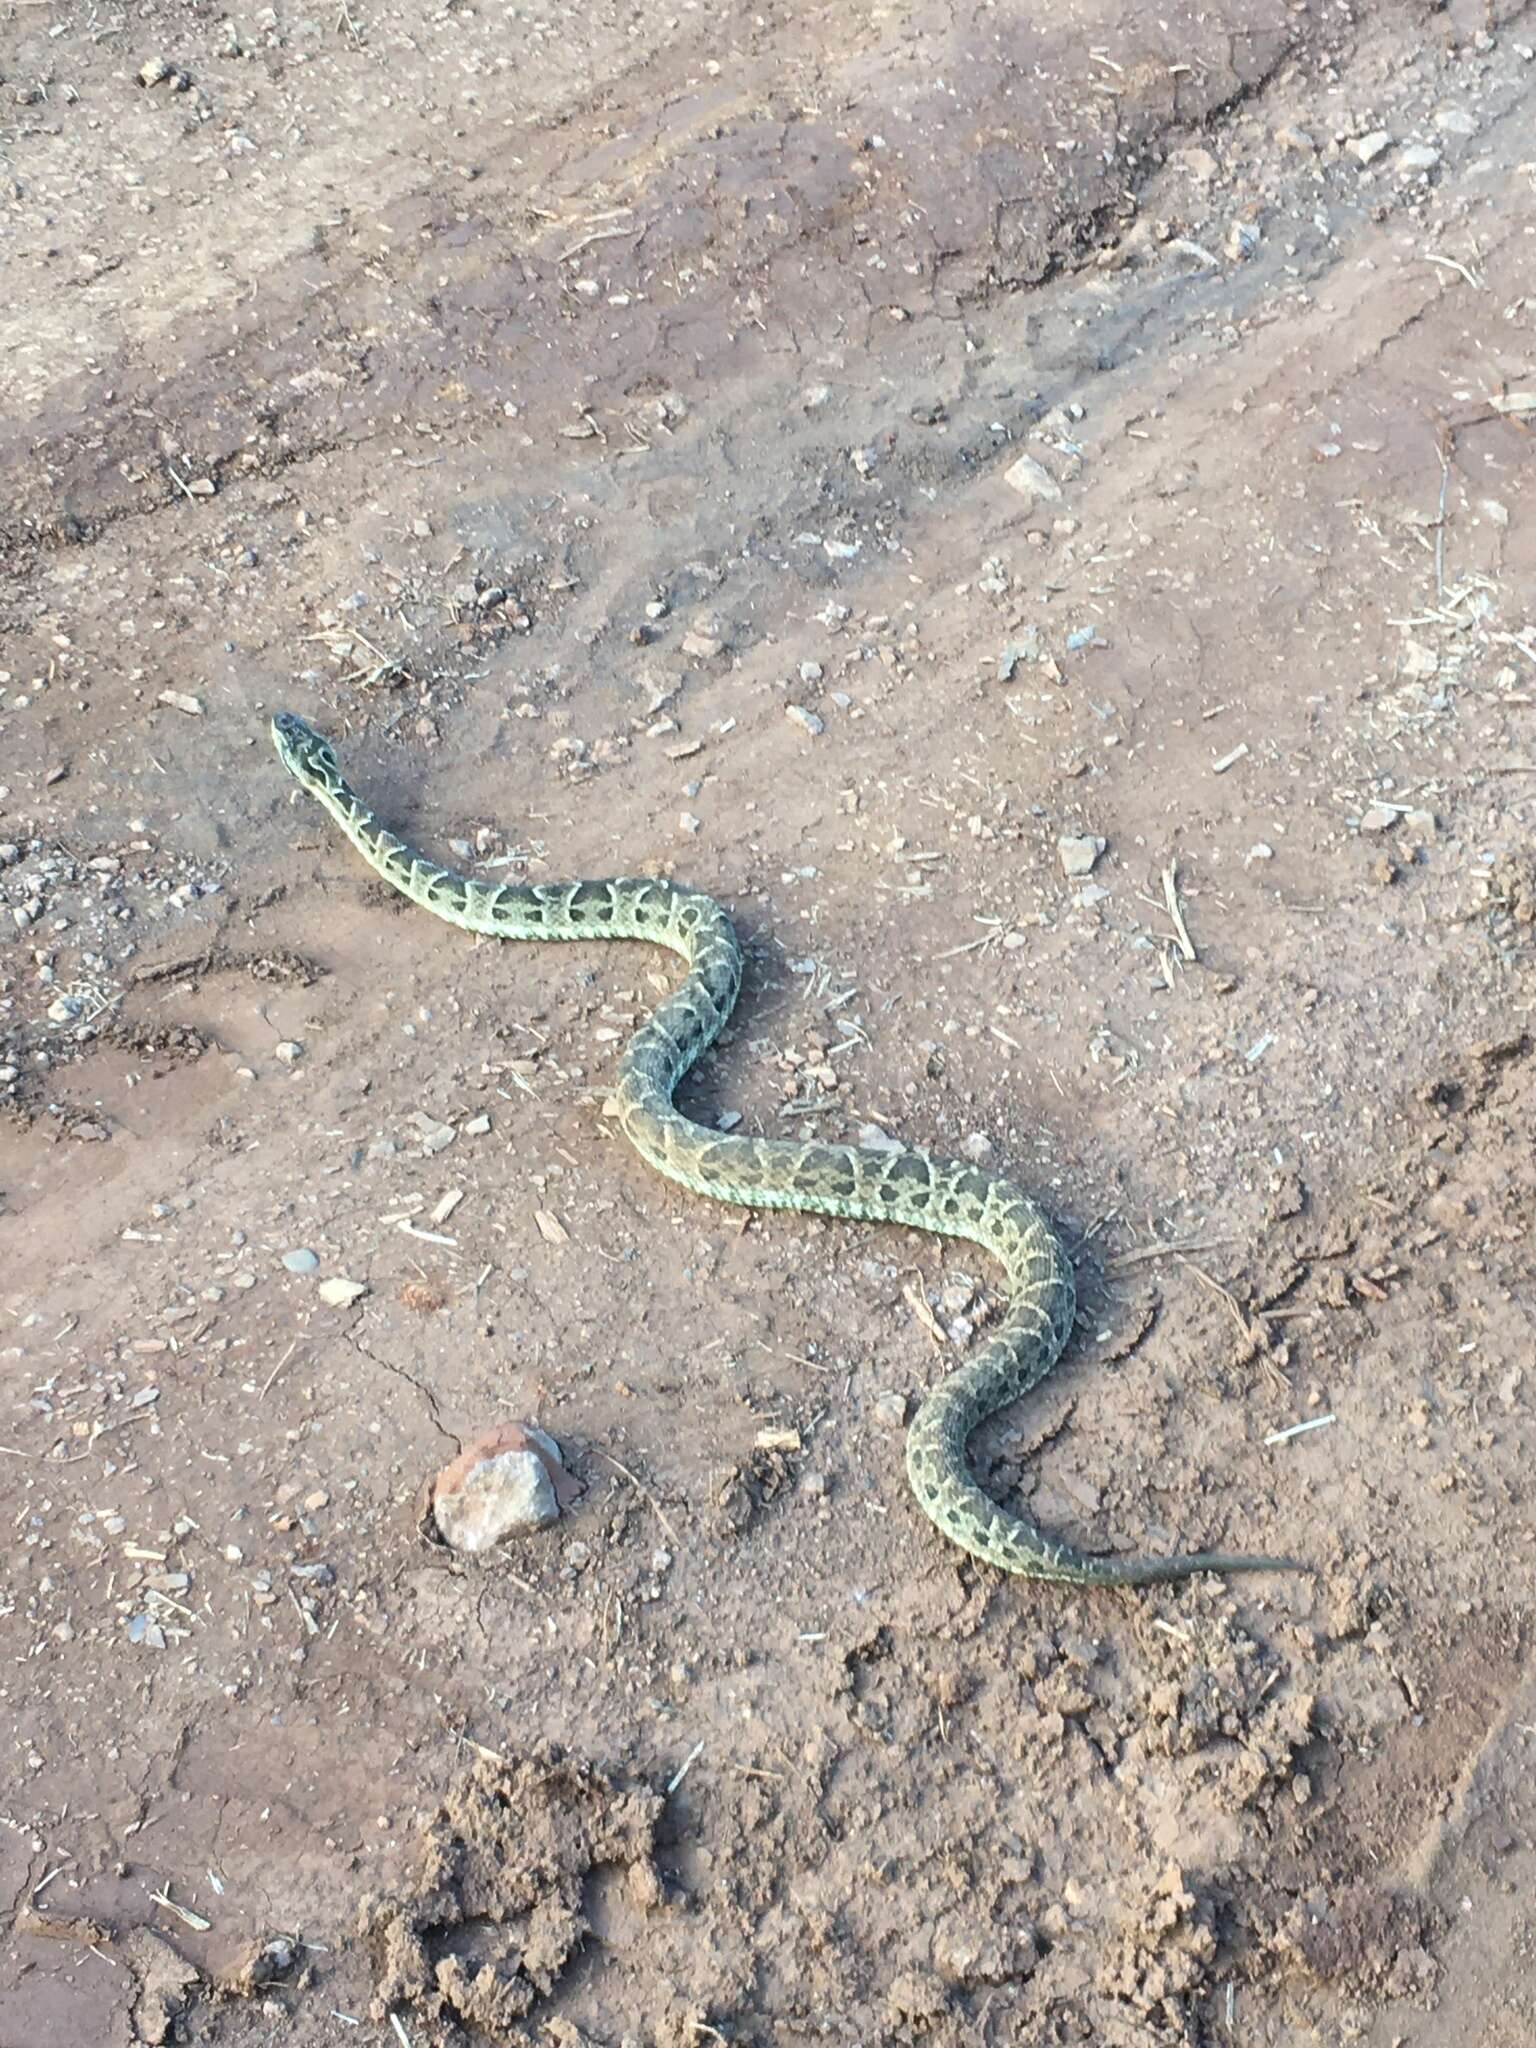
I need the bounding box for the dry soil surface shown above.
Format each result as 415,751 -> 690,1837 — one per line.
2,0 -> 1535,2043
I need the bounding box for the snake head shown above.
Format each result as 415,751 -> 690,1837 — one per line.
271,710 -> 341,792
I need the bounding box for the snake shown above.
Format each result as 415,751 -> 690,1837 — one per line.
272,710 -> 1298,1586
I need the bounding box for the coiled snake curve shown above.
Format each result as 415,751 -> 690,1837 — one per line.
273,711 -> 1298,1587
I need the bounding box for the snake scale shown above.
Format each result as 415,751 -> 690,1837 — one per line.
273,710 -> 1297,1586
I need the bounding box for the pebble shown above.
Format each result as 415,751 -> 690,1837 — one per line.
679,813 -> 702,835
1348,130 -> 1393,165
158,690 -> 204,716
1274,123 -> 1317,152
962,1133 -> 994,1164
785,705 -> 824,736
409,1111 -> 456,1155
1002,452 -> 1062,504
681,631 -> 723,659
432,1423 -> 568,1552
281,1248 -> 319,1274
1057,834 -> 1106,878
318,1276 -> 368,1307
274,1040 -> 303,1064
801,383 -> 832,411
874,1392 -> 908,1429
1398,144 -> 1441,173
1358,805 -> 1398,834
858,1123 -> 904,1153
1433,106 -> 1478,136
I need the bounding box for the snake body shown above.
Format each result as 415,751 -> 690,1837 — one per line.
272,711 -> 1295,1586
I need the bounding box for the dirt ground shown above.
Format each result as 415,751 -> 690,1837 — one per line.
3,0 -> 1535,2041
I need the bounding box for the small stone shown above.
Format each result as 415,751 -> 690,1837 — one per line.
799,661 -> 823,683
785,705 -> 824,736
475,585 -> 507,611
47,994 -> 84,1024
462,1112 -> 492,1135
858,1123 -> 904,1153
1179,146 -> 1219,182
1358,805 -> 1398,834
801,383 -> 833,411
1348,130 -> 1393,165
408,1110 -> 456,1154
678,812 -> 702,835
1274,123 -> 1317,152
282,1248 -> 320,1275
1058,834 -> 1106,878
318,1276 -> 368,1308
1225,220 -> 1260,261
961,1133 -> 994,1164
680,631 -> 723,659
874,1392 -> 908,1429
1433,106 -> 1478,136
1403,808 -> 1438,835
158,690 -> 204,716
1397,143 -> 1441,173
274,1040 -> 303,1065
1002,452 -> 1063,504
1292,1772 -> 1313,1805
432,1423 -> 569,1552
138,57 -> 172,87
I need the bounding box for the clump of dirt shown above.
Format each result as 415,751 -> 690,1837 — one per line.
1130,1618 -> 1315,1809
1097,1864 -> 1219,2038
1267,1882 -> 1441,2005
358,1749 -> 664,2044
123,1928 -> 201,2045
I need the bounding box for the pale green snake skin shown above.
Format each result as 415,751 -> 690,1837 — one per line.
273,711 -> 1299,1587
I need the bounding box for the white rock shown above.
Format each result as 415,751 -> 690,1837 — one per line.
1058,834 -> 1106,878
318,1277 -> 368,1308
1397,144 -> 1441,173
873,1392 -> 908,1429
1433,107 -> 1478,136
432,1424 -> 567,1553
1002,452 -> 1063,504
785,704 -> 824,736
1348,130 -> 1393,165
274,1040 -> 303,1064
859,1123 -> 904,1153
